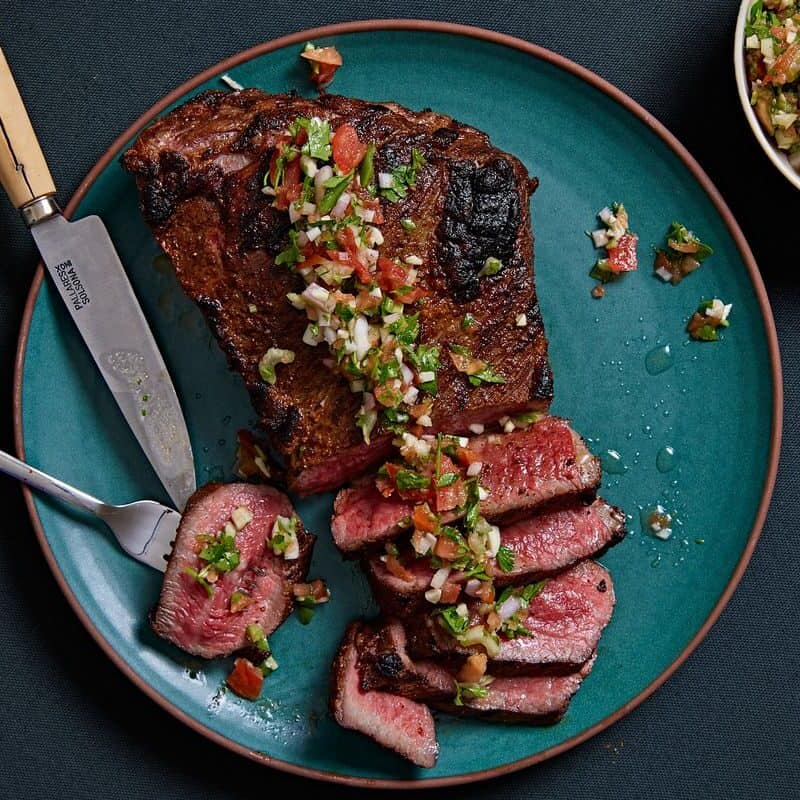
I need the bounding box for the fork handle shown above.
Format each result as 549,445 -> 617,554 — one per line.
0,448 -> 104,516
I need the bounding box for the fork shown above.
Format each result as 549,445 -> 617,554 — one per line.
0,448 -> 180,571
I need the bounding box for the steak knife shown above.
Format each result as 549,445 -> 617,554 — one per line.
0,47 -> 196,510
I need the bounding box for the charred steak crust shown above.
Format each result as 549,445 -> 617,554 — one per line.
122,90 -> 552,493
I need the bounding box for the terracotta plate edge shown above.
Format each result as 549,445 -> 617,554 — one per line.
11,18 -> 784,790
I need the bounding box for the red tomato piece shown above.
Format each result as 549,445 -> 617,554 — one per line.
274,182 -> 303,210
226,658 -> 264,700
607,233 -> 639,273
376,257 -> 408,292
332,124 -> 367,173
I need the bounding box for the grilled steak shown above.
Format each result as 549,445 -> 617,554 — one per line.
332,417 -> 601,552
330,622 -> 439,768
364,498 -> 625,617
357,619 -> 455,701
152,483 -> 313,658
434,655 -> 596,723
356,619 -> 594,723
121,89 -> 552,494
406,561 -> 614,674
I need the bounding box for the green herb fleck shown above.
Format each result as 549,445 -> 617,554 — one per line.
380,148 -> 426,202
275,229 -> 303,268
359,142 -> 376,188
318,171 -> 352,214
436,606 -> 469,637
478,256 -> 503,277
182,566 -> 213,597
395,469 -> 431,492
496,546 -> 515,574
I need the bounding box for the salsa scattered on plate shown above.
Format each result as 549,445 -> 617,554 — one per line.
588,202 -> 638,294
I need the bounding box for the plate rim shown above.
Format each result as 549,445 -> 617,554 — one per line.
12,18 -> 783,789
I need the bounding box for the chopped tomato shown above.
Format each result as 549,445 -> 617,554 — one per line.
456,653 -> 487,683
300,46 -> 343,89
292,579 -> 330,603
293,127 -> 308,147
274,182 -> 303,210
439,582 -> 461,604
766,42 -> 800,85
376,257 -> 408,292
336,226 -> 371,283
283,157 -> 301,186
433,536 -> 460,560
395,286 -> 427,304
332,124 -> 367,172
412,503 -> 437,533
454,446 -> 480,467
607,233 -> 639,273
226,658 -> 264,700
485,610 -> 501,632
385,554 -> 414,582
476,581 -> 495,604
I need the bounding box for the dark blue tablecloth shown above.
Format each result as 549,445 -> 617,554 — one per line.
1,2 -> 796,798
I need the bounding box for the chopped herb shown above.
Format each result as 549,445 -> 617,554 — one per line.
436,605 -> 470,637
511,411 -> 542,428
359,142 -> 376,188
302,117 -> 332,160
520,580 -> 547,604
275,229 -> 303,268
182,566 -> 213,597
197,529 -> 240,573
388,312 -> 419,346
296,606 -> 315,625
380,148 -> 426,202
404,343 -> 440,394
246,623 -> 270,652
453,681 -> 490,706
496,546 -> 515,574
666,222 -> 714,262
468,366 -> 505,387
478,256 -> 503,277
258,347 -> 296,385
395,469 -> 431,492
318,171 -> 352,214
382,407 -> 410,434
463,478 -> 481,532
400,217 -> 417,231
589,260 -> 616,283
335,302 -> 355,322
437,471 -> 459,488
461,313 -> 476,330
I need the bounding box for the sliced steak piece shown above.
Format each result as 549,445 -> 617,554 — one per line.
357,619 -> 455,701
121,90 -> 552,494
406,561 -> 614,675
434,655 -> 596,723
363,498 -> 624,617
152,483 -> 313,658
332,417 -> 601,552
330,622 -> 439,768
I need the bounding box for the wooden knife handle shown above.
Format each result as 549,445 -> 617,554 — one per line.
0,47 -> 56,209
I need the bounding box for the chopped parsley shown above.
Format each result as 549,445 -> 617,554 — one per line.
436,605 -> 470,637
302,117 -> 332,160
275,229 -> 302,268
318,171 -> 352,214
478,256 -> 503,277
359,142 -> 376,188
395,469 -> 431,492
453,681 -> 491,706
496,546 -> 515,574
380,148 -> 426,202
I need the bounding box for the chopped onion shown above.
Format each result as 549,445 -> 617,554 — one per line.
296,230 -> 309,247
503,420 -> 516,434
591,228 -> 610,248
404,254 -> 423,266
497,595 -> 521,622
598,206 -> 616,225
486,524 -> 501,557
455,603 -> 468,618
331,192 -> 351,218
424,588 -> 442,604
431,567 -> 451,589
300,202 -> 317,216
314,165 -> 333,204
367,226 -> 384,246
468,423 -> 485,435
378,172 -> 394,188
220,73 -> 244,91
402,386 -> 419,405
478,486 -> 489,501
418,414 -> 433,427
457,436 -> 468,447
418,370 -> 435,383
655,265 -> 673,282
465,579 -> 481,596
466,461 -> 483,477
353,315 -> 370,360
288,202 -> 302,223
515,313 -> 528,327
746,33 -> 760,49
400,363 -> 415,385
761,37 -> 775,58
306,226 -> 322,242
360,208 -> 376,223
300,154 -> 318,177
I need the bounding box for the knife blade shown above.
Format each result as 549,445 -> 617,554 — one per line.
0,47 -> 196,510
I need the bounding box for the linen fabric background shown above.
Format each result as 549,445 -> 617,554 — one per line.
0,2 -> 796,798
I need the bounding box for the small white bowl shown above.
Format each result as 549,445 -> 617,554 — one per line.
734,0 -> 800,190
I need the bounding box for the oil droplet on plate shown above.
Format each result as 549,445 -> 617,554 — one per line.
657,445 -> 677,472
603,449 -> 627,474
645,344 -> 674,375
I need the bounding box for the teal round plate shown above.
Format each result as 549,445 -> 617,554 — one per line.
14,21 -> 782,788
